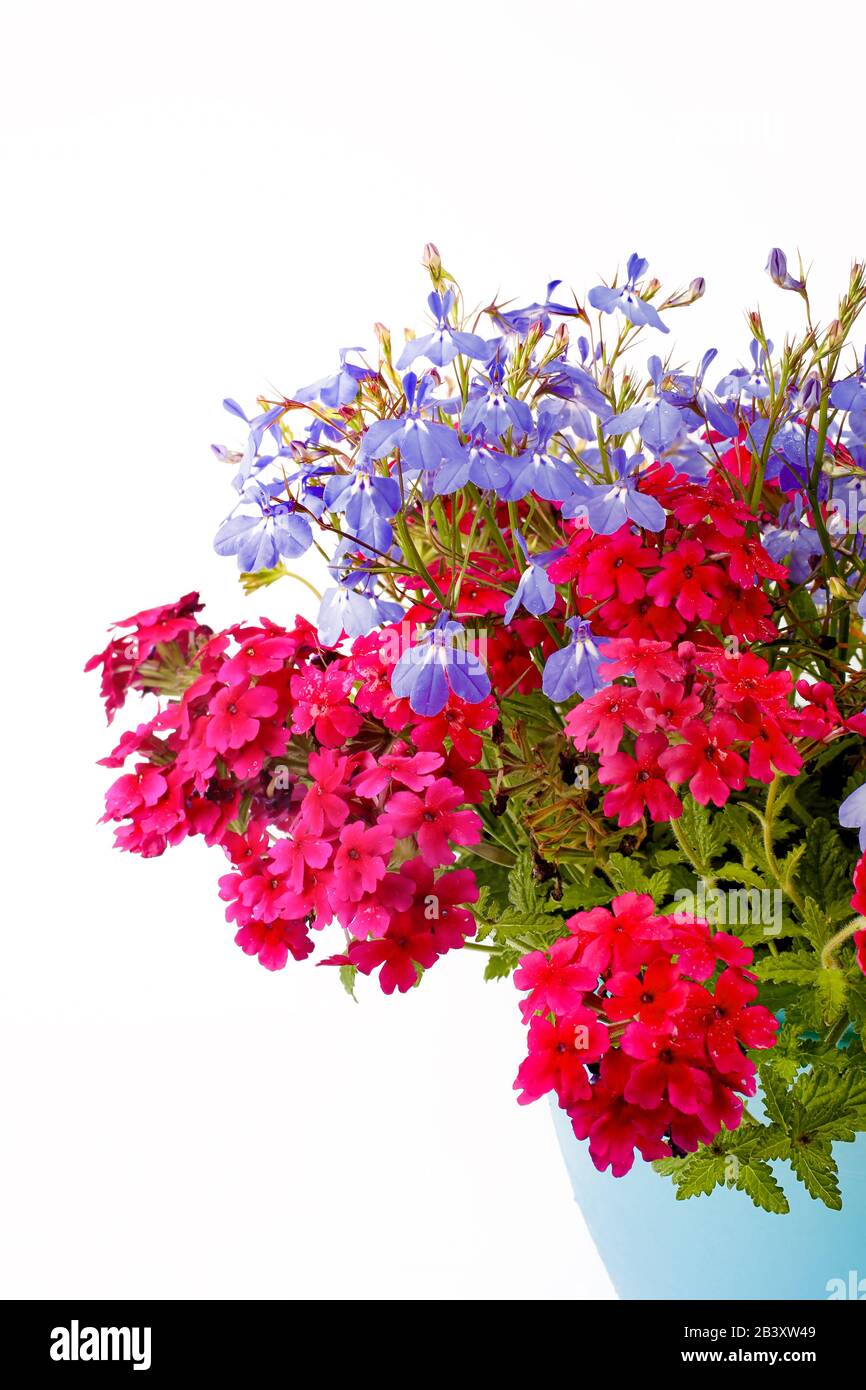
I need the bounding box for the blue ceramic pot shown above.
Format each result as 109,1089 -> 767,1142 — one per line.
553,1102 -> 866,1300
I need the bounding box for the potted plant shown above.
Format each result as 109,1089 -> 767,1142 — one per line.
88,245 -> 866,1299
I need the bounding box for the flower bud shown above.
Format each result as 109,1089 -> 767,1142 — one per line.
765,247 -> 805,292
551,322 -> 569,354
525,318 -> 545,354
826,318 -> 844,349
766,248 -> 788,285
828,576 -> 856,601
374,321 -> 392,359
798,373 -> 822,412
687,276 -> 706,302
748,309 -> 765,337
422,242 -> 443,288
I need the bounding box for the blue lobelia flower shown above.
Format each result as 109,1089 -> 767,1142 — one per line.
486,280 -> 582,337
538,356 -> 612,423
317,559 -> 403,647
294,347 -> 376,409
543,398 -> 598,443
766,248 -> 805,293
460,349 -> 533,439
541,619 -> 608,703
397,290 -> 492,369
220,398 -> 286,490
562,448 -> 666,534
503,535 -> 557,623
323,461 -> 401,548
496,414 -> 579,502
360,372 -> 464,475
223,397 -> 284,451
214,481 -> 313,571
604,357 -> 685,457
431,432 -> 511,495
827,471 -> 866,546
839,782 -> 866,851
763,498 -> 823,584
390,614 -> 491,716
744,417 -> 824,491
830,350 -> 866,442
716,338 -> 774,401
588,254 -> 669,334
661,348 -> 739,441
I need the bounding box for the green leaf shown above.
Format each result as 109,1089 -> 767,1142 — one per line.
508,852 -> 541,915
240,562 -> 288,593
717,862 -> 768,890
759,1065 -> 793,1129
733,1160 -> 790,1214
777,842 -> 807,886
790,1068 -> 866,1143
814,966 -> 849,1025
754,951 -> 820,985
604,852 -> 650,894
846,976 -> 866,1029
483,948 -> 522,981
678,796 -> 729,873
798,896 -> 832,951
719,802 -> 770,872
604,853 -> 670,903
671,1152 -> 729,1199
789,1141 -> 841,1209
559,878 -> 612,911
798,817 -> 855,910
339,964 -> 358,1002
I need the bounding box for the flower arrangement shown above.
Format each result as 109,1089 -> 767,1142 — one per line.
88,245 -> 866,1215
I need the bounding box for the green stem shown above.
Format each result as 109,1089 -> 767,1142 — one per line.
820,916 -> 866,972
761,775 -> 806,914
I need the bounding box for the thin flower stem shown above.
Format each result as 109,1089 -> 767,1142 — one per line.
820,916 -> 866,972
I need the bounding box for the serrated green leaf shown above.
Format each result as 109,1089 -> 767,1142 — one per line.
790,1140 -> 841,1208
483,948 -> 521,981
559,877 -> 611,911
798,896 -> 832,951
754,951 -> 820,985
734,1160 -> 790,1213
791,1068 -> 866,1143
719,802 -> 770,872
814,966 -> 849,1025
846,976 -> 866,1029
778,842 -> 807,884
717,862 -> 768,890
678,796 -> 729,873
604,852 -> 651,894
603,853 -> 669,902
759,1066 -> 793,1130
798,817 -> 856,910
672,1153 -> 729,1199
508,852 -> 540,915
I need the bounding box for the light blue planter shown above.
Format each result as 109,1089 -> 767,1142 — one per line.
553,1102 -> 866,1300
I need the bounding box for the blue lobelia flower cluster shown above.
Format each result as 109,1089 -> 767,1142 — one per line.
211,247 -> 866,853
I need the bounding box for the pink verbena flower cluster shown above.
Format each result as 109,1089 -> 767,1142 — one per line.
513,893 -> 779,1175
89,596 -> 493,987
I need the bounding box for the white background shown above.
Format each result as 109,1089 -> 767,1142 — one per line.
1,1 -> 863,1299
